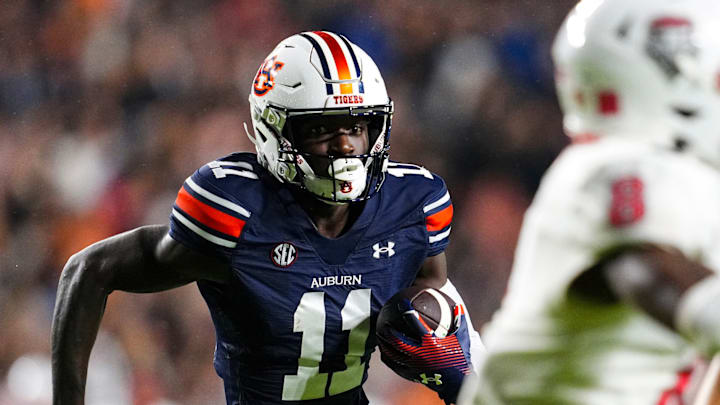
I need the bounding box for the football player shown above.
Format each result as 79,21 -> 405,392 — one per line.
458,0 -> 720,404
52,31 -> 483,405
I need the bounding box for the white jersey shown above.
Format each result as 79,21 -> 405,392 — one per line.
462,138 -> 720,405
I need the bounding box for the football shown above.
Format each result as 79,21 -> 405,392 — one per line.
377,286 -> 456,339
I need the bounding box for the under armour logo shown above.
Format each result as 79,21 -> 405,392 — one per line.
418,373 -> 443,386
372,241 -> 395,258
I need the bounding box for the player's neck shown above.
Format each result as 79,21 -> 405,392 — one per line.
295,193 -> 364,238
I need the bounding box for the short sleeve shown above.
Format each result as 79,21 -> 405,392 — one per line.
423,179 -> 453,257
169,160 -> 255,261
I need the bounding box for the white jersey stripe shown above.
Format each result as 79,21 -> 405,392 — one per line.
210,160 -> 254,170
185,177 -> 251,218
221,169 -> 259,179
424,191 -> 451,213
172,209 -> 237,248
429,227 -> 452,243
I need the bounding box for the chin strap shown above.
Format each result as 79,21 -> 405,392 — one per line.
243,122 -> 257,146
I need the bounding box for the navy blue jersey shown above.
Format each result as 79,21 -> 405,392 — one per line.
168,153 -> 453,405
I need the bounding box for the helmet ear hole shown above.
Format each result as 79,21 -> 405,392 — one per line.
673,137 -> 689,151
673,107 -> 698,119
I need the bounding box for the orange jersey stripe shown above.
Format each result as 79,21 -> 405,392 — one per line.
176,187 -> 245,238
314,31 -> 353,94
426,204 -> 453,232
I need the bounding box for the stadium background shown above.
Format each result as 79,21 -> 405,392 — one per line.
0,0 -> 577,403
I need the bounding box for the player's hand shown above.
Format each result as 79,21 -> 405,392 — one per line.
377,298 -> 473,405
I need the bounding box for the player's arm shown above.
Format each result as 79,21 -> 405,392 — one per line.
589,245 -> 710,330
413,183 -> 487,362
382,252 -> 483,404
414,252 -> 485,350
570,244 -> 709,332
568,170 -> 720,346
414,252 -> 448,289
572,243 -> 720,352
52,224 -> 230,405
414,251 -> 486,371
579,244 -> 720,405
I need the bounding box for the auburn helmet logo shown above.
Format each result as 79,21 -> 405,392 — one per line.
271,242 -> 297,268
340,181 -> 353,194
253,56 -> 285,96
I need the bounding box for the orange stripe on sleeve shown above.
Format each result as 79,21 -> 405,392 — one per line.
426,204 -> 453,232
176,187 -> 245,238
314,31 -> 353,94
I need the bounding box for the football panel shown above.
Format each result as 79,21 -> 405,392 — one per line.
412,288 -> 455,337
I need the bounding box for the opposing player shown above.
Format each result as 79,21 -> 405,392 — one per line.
52,31 -> 482,405
458,0 -> 720,404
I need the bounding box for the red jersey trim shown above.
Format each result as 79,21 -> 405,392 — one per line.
426,205 -> 453,232
175,186 -> 246,238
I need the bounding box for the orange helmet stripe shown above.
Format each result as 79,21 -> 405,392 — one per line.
314,31 -> 353,94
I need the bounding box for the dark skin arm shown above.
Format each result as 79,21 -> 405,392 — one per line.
575,245 -> 719,405
52,224 -> 230,405
413,252 -> 448,290
571,244 -> 712,330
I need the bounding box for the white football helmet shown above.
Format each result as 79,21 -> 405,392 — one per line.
245,31 -> 393,203
553,0 -> 720,167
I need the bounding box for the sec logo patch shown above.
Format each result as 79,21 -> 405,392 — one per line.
271,242 -> 297,268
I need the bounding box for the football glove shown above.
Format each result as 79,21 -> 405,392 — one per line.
377,297 -> 473,405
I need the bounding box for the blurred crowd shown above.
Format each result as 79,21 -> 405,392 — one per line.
0,0 -> 576,403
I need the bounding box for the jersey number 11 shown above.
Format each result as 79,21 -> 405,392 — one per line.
282,289 -> 371,401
